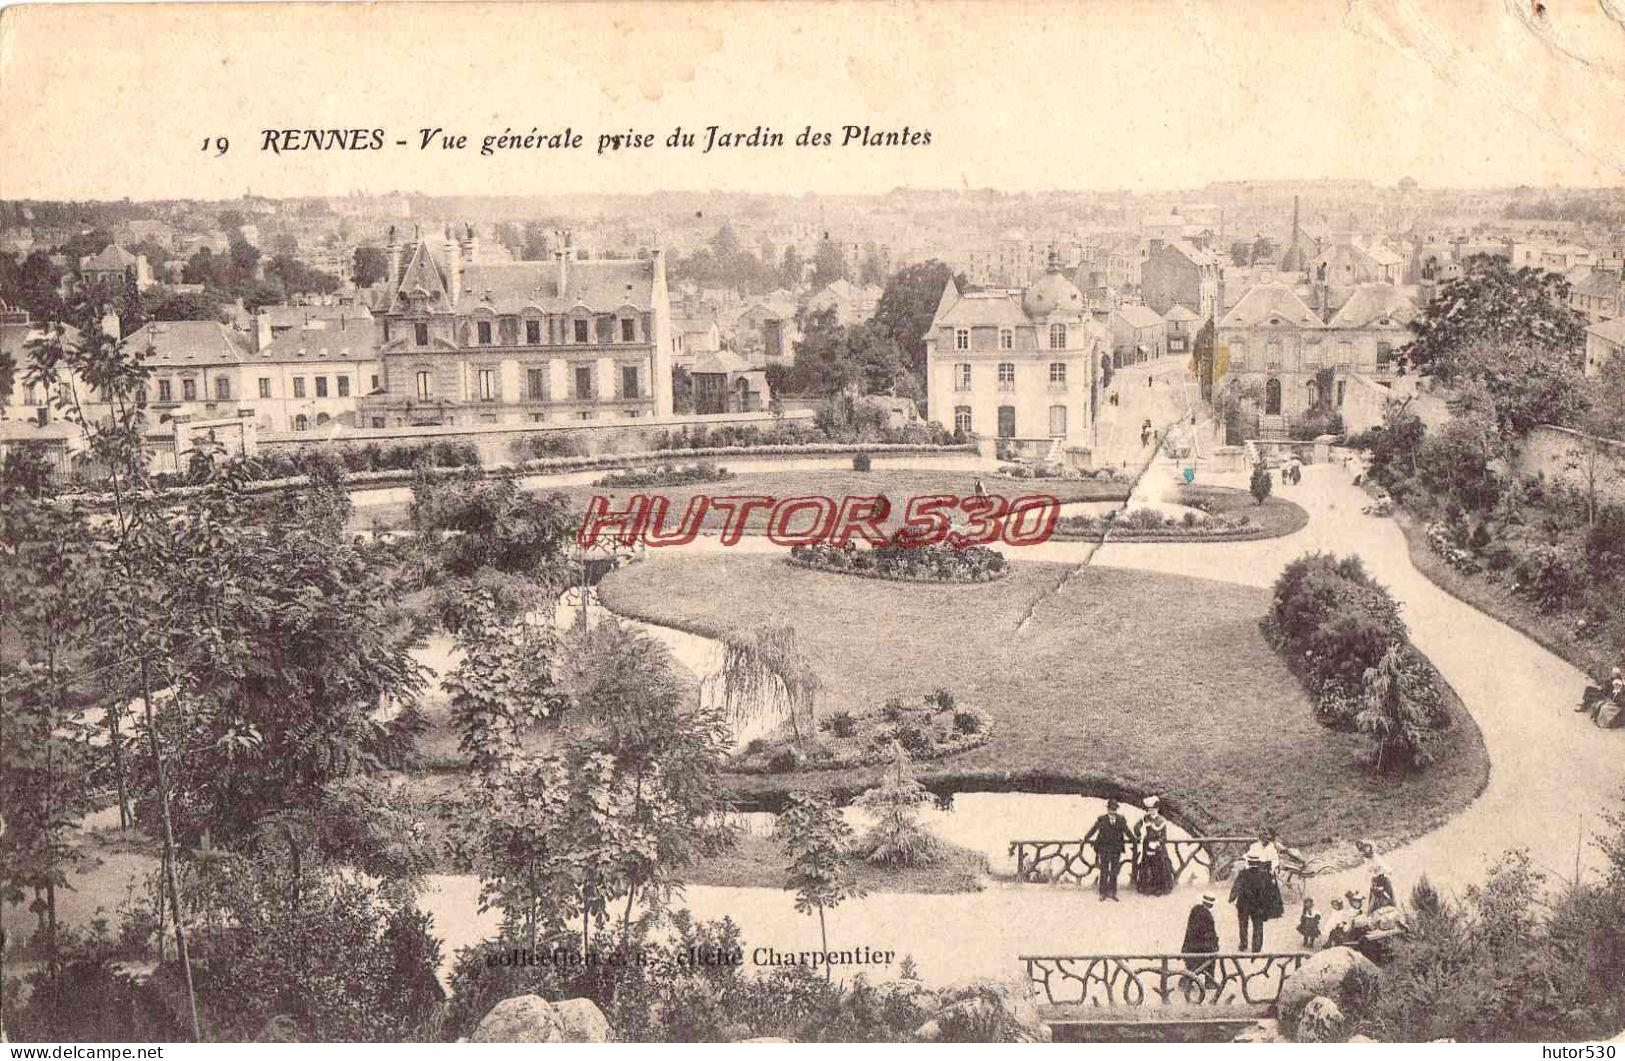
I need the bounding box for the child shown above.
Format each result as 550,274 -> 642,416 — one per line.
1297,897 -> 1321,948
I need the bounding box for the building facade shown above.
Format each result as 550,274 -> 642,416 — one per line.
925,265 -> 1107,457
360,231 -> 674,427
1139,239 -> 1223,321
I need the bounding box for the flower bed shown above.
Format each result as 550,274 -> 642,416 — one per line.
591,461 -> 736,488
788,539 -> 1008,583
727,690 -> 994,775
1425,521 -> 1482,574
1048,486 -> 1310,543
996,462 -> 1124,482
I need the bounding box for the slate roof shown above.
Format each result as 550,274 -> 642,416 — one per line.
81,244 -> 137,271
1114,304 -> 1165,330
1162,304 -> 1200,323
1588,317 -> 1625,345
254,322 -> 380,363
1218,284 -> 1324,328
123,321 -> 252,366
1326,284 -> 1418,329
456,258 -> 656,314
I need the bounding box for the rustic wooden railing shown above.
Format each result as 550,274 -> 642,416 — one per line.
1007,837 -> 1260,885
1022,953 -> 1309,1010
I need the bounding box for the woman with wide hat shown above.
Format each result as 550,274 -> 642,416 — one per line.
1132,796 -> 1177,896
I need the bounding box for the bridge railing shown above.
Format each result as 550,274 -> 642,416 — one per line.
1022,952 -> 1309,1010
1007,837 -> 1260,886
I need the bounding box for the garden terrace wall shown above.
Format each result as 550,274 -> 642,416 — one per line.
1516,424 -> 1625,510
259,408 -> 821,464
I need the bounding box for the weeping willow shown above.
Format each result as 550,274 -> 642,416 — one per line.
709,624 -> 822,742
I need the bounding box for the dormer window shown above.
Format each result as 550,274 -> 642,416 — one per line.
999,328 -> 1014,350
414,322 -> 429,346
955,328 -> 970,351
477,320 -> 492,345
1049,324 -> 1066,349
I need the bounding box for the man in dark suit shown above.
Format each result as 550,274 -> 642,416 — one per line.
1082,798 -> 1137,901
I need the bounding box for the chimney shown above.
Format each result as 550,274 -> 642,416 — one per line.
554,229 -> 570,296
254,312 -> 273,353
386,225 -> 402,285
443,225 -> 462,307
460,222 -> 477,267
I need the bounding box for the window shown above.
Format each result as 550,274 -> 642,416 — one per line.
954,405 -> 972,434
1336,380 -> 1347,407
477,369 -> 495,401
1376,342 -> 1394,369
371,417 -> 385,428
621,365 -> 640,399
1265,339 -> 1283,368
1049,404 -> 1068,437
1336,339 -> 1353,366
22,384 -> 38,405
597,316 -> 614,343
999,328 -> 1013,350
292,377 -> 307,398
477,320 -> 493,345
574,319 -> 590,344
997,405 -> 1016,438
415,371 -> 431,400
1048,362 -> 1067,385
258,377 -> 272,398
955,363 -> 972,392
528,368 -> 548,400
955,328 -> 970,351
316,412 -> 331,426
158,379 -> 172,402
337,376 -> 350,397
1049,324 -> 1066,349
182,378 -> 197,401
294,414 -> 308,431
526,319 -> 542,345
315,377 -> 328,398
370,374 -> 380,392
414,322 -> 429,346
621,318 -> 637,342
997,362 -> 1015,390
574,364 -> 594,399
215,377 -> 230,400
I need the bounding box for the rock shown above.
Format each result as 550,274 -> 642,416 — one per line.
551,998 -> 613,1043
928,979 -> 1052,1043
1233,1019 -> 1285,1043
913,1019 -> 942,1042
739,1037 -> 793,1043
1276,947 -> 1379,1039
469,995 -> 613,1043
1295,996 -> 1347,1042
1348,1034 -> 1378,1043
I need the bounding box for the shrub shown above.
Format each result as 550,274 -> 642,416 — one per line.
880,697 -> 907,722
891,721 -> 934,758
924,689 -> 956,712
852,452 -> 873,472
951,708 -> 983,735
1513,544 -> 1584,613
767,747 -> 804,773
825,710 -> 858,738
851,742 -> 940,867
1250,463 -> 1273,505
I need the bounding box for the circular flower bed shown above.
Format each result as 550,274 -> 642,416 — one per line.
592,461 -> 736,488
728,690 -> 995,774
788,539 -> 1008,583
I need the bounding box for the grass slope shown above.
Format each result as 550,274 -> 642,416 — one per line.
600,554 -> 1489,853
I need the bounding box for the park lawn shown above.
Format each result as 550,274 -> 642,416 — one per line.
599,554 -> 1489,855
559,468 -> 1127,537
682,831 -> 990,894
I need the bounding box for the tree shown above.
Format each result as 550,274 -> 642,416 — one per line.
778,790 -> 864,977
710,623 -> 822,743
0,478 -> 102,984
146,287 -> 229,322
352,245 -> 389,287
871,260 -> 966,391
779,245 -> 806,289
810,240 -> 849,290
1250,462 -> 1273,505
858,242 -> 886,287
1355,645 -> 1438,775
1403,255 -> 1586,376
850,742 -> 939,867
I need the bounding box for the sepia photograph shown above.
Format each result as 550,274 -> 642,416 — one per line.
1,0 -> 1624,1048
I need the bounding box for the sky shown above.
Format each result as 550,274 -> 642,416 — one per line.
2,0 -> 1623,201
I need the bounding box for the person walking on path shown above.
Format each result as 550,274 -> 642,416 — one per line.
1229,830 -> 1286,951
1083,797 -> 1137,901
1181,893 -> 1221,982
